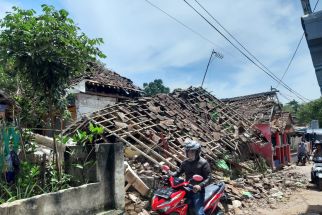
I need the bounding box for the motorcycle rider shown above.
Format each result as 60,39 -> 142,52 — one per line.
313,140 -> 322,159
173,140 -> 211,215
298,140 -> 308,162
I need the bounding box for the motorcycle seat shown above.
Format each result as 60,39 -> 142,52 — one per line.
204,184 -> 221,203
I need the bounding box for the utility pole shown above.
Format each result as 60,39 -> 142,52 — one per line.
300,0 -> 312,15
201,49 -> 223,88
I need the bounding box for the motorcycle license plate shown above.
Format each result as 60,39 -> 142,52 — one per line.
154,187 -> 173,199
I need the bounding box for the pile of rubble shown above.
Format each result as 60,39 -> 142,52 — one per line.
225,165 -> 309,215
221,90 -> 279,124
64,87 -> 267,169
62,87 -> 273,214
125,192 -> 150,215
123,162 -> 309,215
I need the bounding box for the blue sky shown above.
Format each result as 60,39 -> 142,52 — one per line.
1,0 -> 321,103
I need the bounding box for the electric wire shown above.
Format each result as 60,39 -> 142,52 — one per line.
276,0 -> 320,88
143,0 -> 228,57
183,0 -> 311,102
191,0 -> 311,102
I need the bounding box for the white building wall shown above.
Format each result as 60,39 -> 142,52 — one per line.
76,93 -> 117,120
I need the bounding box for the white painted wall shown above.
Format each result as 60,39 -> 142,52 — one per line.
67,80 -> 87,93
76,93 -> 117,120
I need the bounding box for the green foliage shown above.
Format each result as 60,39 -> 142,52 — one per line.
0,161 -> 71,203
0,4 -> 106,126
296,98 -> 322,127
71,123 -> 104,145
282,98 -> 322,127
282,100 -> 300,114
0,4 -> 106,176
210,111 -> 218,122
0,66 -> 17,94
143,79 -> 170,96
46,163 -> 71,191
72,130 -> 88,144
89,122 -> 104,135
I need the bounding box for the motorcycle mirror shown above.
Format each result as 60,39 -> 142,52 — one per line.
192,175 -> 203,182
161,165 -> 170,173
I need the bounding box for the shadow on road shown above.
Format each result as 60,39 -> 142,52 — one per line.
301,205 -> 322,214
306,181 -> 322,192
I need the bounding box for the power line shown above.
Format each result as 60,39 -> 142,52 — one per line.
142,0 -> 226,57
278,92 -> 293,102
191,0 -> 310,102
276,0 -> 320,88
183,0 -> 310,102
275,34 -> 304,88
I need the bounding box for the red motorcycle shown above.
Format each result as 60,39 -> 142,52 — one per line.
151,165 -> 229,215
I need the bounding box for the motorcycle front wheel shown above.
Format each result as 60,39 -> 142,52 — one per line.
213,208 -> 224,215
318,178 -> 322,191
206,204 -> 225,215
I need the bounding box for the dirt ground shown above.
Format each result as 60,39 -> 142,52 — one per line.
255,163 -> 322,215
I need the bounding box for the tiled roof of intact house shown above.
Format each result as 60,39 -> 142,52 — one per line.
71,62 -> 142,94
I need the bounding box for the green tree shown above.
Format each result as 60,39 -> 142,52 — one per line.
0,5 -> 105,177
0,64 -> 18,94
143,79 -> 170,96
282,99 -> 301,114
296,98 -> 322,127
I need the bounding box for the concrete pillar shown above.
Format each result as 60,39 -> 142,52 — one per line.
113,142 -> 125,210
96,144 -> 114,209
95,143 -> 125,211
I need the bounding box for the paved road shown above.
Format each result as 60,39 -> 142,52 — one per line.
256,163 -> 322,215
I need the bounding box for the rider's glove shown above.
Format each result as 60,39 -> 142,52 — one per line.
193,185 -> 201,193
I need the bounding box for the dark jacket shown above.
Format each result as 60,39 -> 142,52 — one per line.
174,156 -> 211,189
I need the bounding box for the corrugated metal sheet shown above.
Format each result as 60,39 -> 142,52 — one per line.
302,10 -> 322,94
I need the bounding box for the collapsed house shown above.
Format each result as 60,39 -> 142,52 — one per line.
67,62 -> 142,121
64,87 -> 266,169
222,90 -> 294,169
62,87 -> 270,214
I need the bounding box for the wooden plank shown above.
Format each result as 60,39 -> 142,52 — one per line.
87,116 -> 175,168
127,134 -> 176,168
137,132 -> 183,163
124,162 -> 150,196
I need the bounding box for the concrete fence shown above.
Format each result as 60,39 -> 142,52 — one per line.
0,143 -> 125,215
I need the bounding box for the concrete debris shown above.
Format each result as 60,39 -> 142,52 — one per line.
124,162 -> 150,196
224,164 -> 309,214
232,200 -> 242,208
125,192 -> 149,215
64,87 -> 268,174
63,87 -> 274,215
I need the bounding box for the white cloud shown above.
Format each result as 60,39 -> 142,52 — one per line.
0,0 -> 320,102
